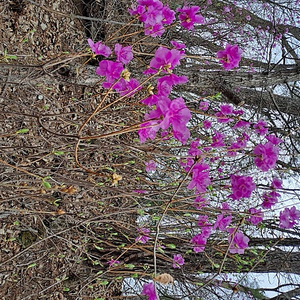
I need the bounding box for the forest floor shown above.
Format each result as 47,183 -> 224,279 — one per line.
0,1 -> 142,299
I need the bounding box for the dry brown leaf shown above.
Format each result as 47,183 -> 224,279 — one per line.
153,273 -> 174,285
112,173 -> 122,186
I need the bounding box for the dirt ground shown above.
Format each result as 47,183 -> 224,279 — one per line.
0,1 -> 148,299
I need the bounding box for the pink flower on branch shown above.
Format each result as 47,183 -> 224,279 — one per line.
253,120 -> 268,136
248,208 -> 264,225
141,282 -> 157,300
214,214 -> 232,231
230,175 -> 256,200
149,47 -> 182,73
187,163 -> 211,193
261,191 -> 280,209
157,74 -> 188,96
114,78 -> 142,97
145,160 -> 156,172
173,254 -> 185,268
159,97 -> 191,144
253,142 -> 279,172
87,39 -> 112,57
217,44 -> 242,70
107,259 -> 120,267
138,120 -> 161,143
190,233 -> 208,253
96,60 -> 123,85
177,5 -> 205,30
271,177 -> 282,189
135,227 -> 150,244
227,228 -> 249,254
114,44 -> 133,65
279,206 -> 300,229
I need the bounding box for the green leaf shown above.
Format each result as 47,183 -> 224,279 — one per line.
53,151 -> 64,155
63,287 -> 70,292
98,280 -> 109,285
124,264 -> 135,269
16,128 -> 29,134
27,263 -> 36,269
52,199 -> 61,206
137,209 -> 144,216
7,55 -> 17,60
166,243 -> 176,249
42,181 -> 51,189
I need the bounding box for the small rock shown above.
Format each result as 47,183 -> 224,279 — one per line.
40,23 -> 47,31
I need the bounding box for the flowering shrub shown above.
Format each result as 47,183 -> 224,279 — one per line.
85,0 -> 300,298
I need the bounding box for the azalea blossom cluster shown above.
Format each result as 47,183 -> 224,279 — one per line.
129,0 -> 204,37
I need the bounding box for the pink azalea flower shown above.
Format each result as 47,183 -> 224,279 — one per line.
253,120 -> 268,136
140,2 -> 164,25
266,134 -> 283,145
177,5 -> 205,30
253,142 -> 279,172
114,78 -> 141,97
180,157 -> 194,172
227,132 -> 249,154
135,227 -> 150,244
159,97 -> 191,144
150,47 -> 182,72
188,139 -> 202,156
214,214 -> 232,231
187,163 -> 211,193
190,233 -> 208,253
228,229 -> 249,254
96,60 -> 123,84
141,282 -> 157,300
271,177 -> 282,189
145,160 -> 156,172
133,189 -> 147,194
144,23 -> 165,37
199,101 -> 209,111
220,104 -> 233,115
197,215 -> 210,227
170,40 -> 186,50
173,254 -> 185,268
87,39 -> 112,57
157,74 -> 188,96
279,206 -> 300,229
162,5 -> 175,25
233,120 -> 251,129
114,44 -> 133,65
224,6 -> 231,13
217,44 -> 242,70
211,131 -> 225,148
141,94 -> 159,106
193,196 -> 208,209
248,207 -> 264,225
129,1 -> 175,37
203,120 -> 211,129
138,120 -> 161,143
221,202 -> 231,212
215,111 -> 233,123
261,191 -> 280,209
230,174 -> 256,200
107,259 -> 120,267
